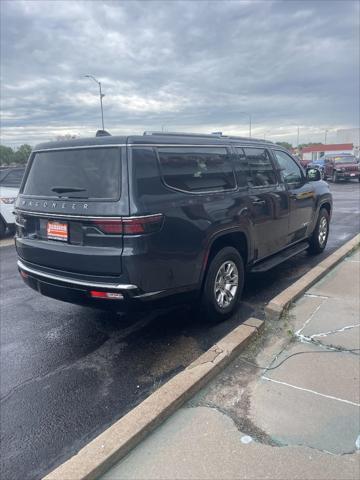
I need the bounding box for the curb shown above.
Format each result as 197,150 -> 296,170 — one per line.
43,317 -> 264,480
265,233 -> 360,320
0,238 -> 15,248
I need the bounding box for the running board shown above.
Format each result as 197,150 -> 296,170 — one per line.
250,241 -> 309,273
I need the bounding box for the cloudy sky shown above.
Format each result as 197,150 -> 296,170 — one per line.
1,0 -> 359,147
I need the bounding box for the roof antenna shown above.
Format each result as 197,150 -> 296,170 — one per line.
96,129 -> 111,137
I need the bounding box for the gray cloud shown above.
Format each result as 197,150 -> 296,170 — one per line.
1,0 -> 359,146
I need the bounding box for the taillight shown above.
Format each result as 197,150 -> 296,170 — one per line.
91,214 -> 163,235
92,220 -> 123,234
90,290 -> 124,300
122,214 -> 164,234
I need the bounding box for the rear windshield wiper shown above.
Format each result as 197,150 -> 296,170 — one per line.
51,186 -> 87,195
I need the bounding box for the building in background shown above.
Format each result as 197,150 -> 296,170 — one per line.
301,143 -> 355,162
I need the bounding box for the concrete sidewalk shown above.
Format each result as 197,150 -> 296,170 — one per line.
101,250 -> 360,480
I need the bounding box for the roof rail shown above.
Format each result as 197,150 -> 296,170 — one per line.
143,131 -> 224,138
142,131 -> 273,144
225,135 -> 274,144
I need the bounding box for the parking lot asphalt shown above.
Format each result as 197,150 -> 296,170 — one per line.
1,182 -> 359,480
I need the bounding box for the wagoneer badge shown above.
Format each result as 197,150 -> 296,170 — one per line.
20,199 -> 88,210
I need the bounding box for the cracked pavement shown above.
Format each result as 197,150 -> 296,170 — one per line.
101,249 -> 360,480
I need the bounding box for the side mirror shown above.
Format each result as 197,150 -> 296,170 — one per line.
306,167 -> 321,181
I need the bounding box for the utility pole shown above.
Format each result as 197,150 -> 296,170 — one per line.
297,126 -> 300,147
324,129 -> 328,145
83,74 -> 105,130
239,112 -> 252,138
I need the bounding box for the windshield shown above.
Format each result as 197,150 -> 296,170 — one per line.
22,147 -> 121,200
332,156 -> 356,164
0,168 -> 25,188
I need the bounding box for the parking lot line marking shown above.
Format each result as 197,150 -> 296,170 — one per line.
261,376 -> 360,407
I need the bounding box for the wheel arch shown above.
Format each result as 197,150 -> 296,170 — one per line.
199,229 -> 250,289
319,201 -> 332,218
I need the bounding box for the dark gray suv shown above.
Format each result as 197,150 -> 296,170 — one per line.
15,132 -> 332,322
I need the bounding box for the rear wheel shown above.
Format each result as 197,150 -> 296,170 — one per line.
201,247 -> 244,323
308,208 -> 330,254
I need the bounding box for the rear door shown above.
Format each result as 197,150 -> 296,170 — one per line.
15,146 -> 127,277
273,150 -> 315,243
240,147 -> 290,259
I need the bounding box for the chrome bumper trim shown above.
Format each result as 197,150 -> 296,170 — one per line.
17,260 -> 138,290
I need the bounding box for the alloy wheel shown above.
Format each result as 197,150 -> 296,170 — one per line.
214,260 -> 238,308
318,216 -> 328,246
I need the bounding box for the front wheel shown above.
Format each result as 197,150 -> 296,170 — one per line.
201,247 -> 244,323
308,208 -> 330,254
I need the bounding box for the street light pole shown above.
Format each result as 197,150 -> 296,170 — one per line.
83,74 -> 105,130
239,112 -> 252,138
324,129 -> 328,145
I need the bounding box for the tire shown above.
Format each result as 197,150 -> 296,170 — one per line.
201,246 -> 244,323
0,218 -> 6,238
308,208 -> 330,254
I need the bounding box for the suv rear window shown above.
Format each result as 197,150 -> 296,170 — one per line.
157,147 -> 236,192
22,147 -> 121,200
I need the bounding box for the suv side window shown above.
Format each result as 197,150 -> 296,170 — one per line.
157,147 -> 236,192
243,148 -> 277,187
233,148 -> 249,188
274,150 -> 303,186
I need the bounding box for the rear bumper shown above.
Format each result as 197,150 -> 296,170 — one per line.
17,260 -> 165,310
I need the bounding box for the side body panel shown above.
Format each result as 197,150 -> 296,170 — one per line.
127,146 -> 253,293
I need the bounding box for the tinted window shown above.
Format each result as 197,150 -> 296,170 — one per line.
234,148 -> 249,187
333,156 -> 357,164
274,150 -> 303,185
243,148 -> 277,186
0,168 -> 25,187
23,148 -> 121,200
132,147 -> 163,197
157,147 -> 236,192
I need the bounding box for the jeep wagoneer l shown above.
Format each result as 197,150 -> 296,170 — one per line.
15,132 -> 332,322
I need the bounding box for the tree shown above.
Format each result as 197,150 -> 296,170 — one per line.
0,144 -> 32,165
55,134 -> 77,141
275,141 -> 293,150
13,144 -> 32,164
298,142 -> 323,150
0,145 -> 14,166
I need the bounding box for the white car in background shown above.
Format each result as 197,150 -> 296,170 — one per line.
0,167 -> 25,237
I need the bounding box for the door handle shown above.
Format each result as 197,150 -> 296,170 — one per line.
252,200 -> 265,206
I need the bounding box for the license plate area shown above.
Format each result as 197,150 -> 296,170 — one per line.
47,220 -> 68,242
